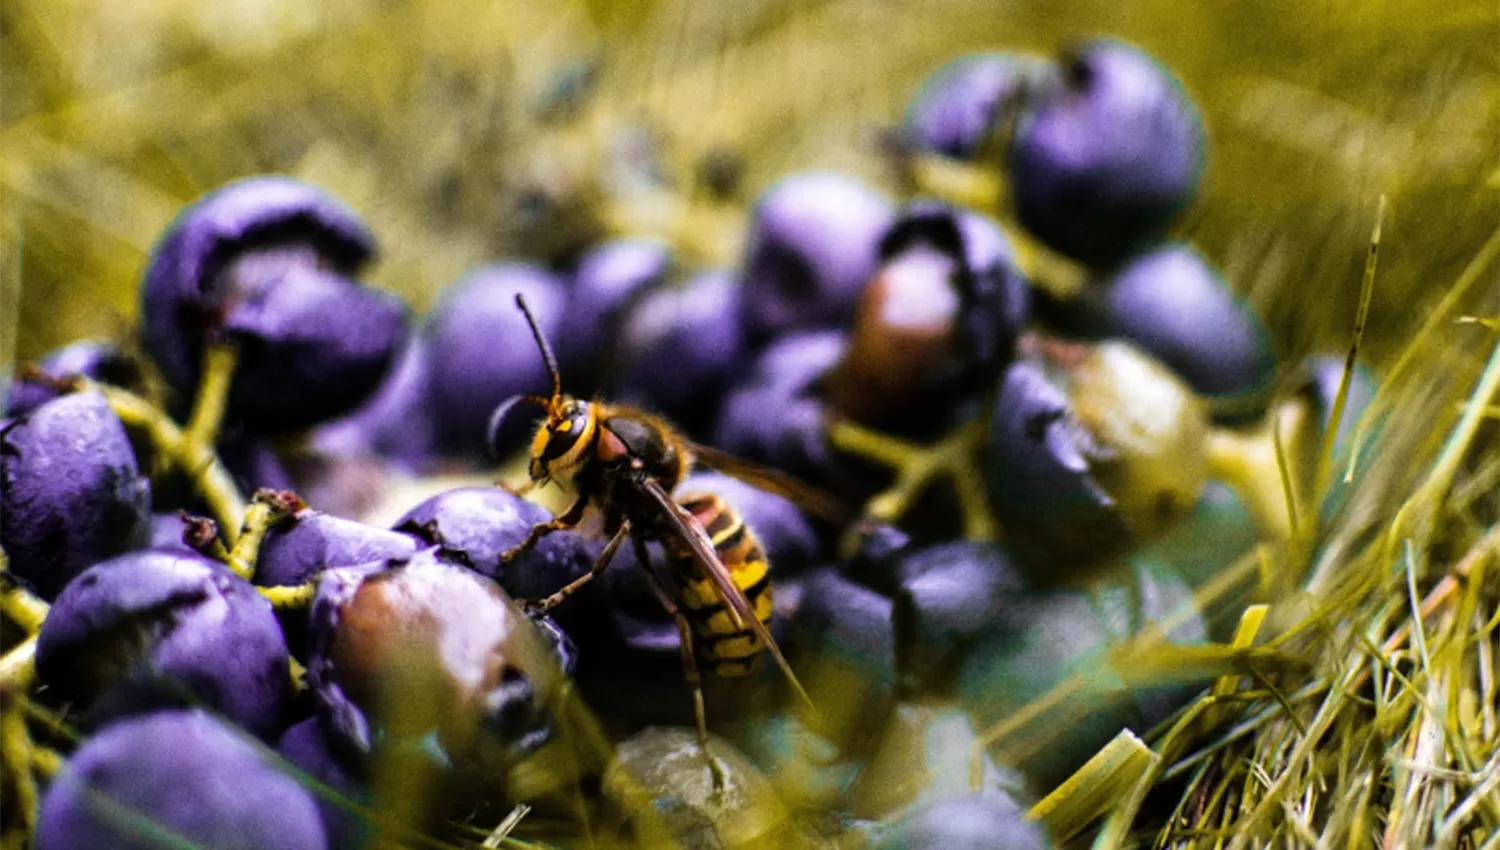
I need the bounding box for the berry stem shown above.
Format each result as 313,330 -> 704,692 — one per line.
184,341 -> 240,450
828,415 -> 999,540
258,582 -> 318,610
222,490 -> 301,582
0,635 -> 36,693
99,384 -> 246,545
0,583 -> 48,636
1207,396 -> 1313,544
0,705 -> 39,841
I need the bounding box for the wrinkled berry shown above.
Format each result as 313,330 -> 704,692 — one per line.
36,710 -> 327,850
1010,38 -> 1204,268
902,53 -> 1055,160
1,391 -> 151,600
36,549 -> 292,740
870,794 -> 1049,850
608,270 -> 747,437
6,340 -> 145,418
141,176 -> 410,434
558,237 -> 673,396
1037,243 -> 1277,421
427,262 -> 566,458
739,172 -> 896,343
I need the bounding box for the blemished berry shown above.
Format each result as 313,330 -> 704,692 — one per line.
739,172 -> 896,344
36,710 -> 328,850
1,391 -> 151,601
35,549 -> 293,741
141,176 -> 410,435
311,331 -> 439,473
1037,242 -> 1277,422
983,340 -> 1209,579
1009,38 -> 1205,268
6,340 -> 146,418
889,542 -> 1027,695
852,703 -> 1029,821
277,716 -> 370,850
608,269 -> 747,438
902,53 -> 1056,160
557,237 -> 673,397
305,551 -> 566,776
426,262 -> 567,458
870,794 -> 1050,850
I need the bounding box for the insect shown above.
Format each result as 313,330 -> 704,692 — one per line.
492,294 -> 843,787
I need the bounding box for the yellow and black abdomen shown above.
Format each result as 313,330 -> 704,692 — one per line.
665,492 -> 773,678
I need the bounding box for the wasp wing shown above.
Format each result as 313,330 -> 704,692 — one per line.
635,477 -> 817,712
685,440 -> 853,526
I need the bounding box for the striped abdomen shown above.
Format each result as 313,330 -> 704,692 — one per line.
664,492 -> 773,678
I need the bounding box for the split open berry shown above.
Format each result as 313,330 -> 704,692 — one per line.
1009,38 -> 1204,268
1036,242 -> 1277,422
141,176 -> 410,435
35,548 -> 293,740
36,710 -> 328,850
902,52 -> 1055,160
6,340 -> 145,418
739,172 -> 896,344
1,391 -> 151,600
426,262 -> 566,458
557,237 -> 673,397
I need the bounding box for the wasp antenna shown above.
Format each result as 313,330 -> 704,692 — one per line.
514,293 -> 562,400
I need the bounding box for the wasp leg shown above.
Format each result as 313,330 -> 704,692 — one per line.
632,538 -> 729,793
498,478 -> 535,498
535,521 -> 631,612
501,495 -> 589,564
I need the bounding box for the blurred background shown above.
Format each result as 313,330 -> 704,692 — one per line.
2,0 -> 1496,372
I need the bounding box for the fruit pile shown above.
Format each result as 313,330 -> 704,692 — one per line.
1,37 -> 1381,850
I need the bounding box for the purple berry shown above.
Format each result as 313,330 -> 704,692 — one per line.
739,173 -> 896,343
258,511 -> 419,589
558,237 -> 673,395
871,794 -> 1049,850
679,471 -> 823,576
311,331 -> 438,472
6,340 -> 145,418
277,717 -> 369,850
426,262 -> 566,458
902,53 -> 1055,160
35,549 -> 293,740
36,710 -> 328,850
147,511 -> 196,552
609,270 -> 747,437
1010,38 -> 1204,268
1039,243 -> 1276,422
141,176 -> 410,434
1,391 -> 151,600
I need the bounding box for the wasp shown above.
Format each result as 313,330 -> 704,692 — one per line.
493,294 -> 843,786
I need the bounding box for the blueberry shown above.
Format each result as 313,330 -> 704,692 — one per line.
739,172 -> 896,343
983,341 -> 1209,579
426,262 -> 566,458
258,511 -> 419,589
141,176 -> 410,435
277,717 -> 370,850
36,710 -> 327,850
1,391 -> 151,600
310,331 -> 439,473
1010,38 -> 1204,268
391,487 -> 599,636
958,560 -> 1205,791
608,269 -> 747,438
890,542 -> 1027,695
557,237 -> 673,396
852,703 -> 1029,821
679,471 -> 823,577
147,511 -> 196,553
305,551 -> 566,776
902,53 -> 1055,160
35,549 -> 293,740
1037,243 -> 1277,422
6,340 -> 145,418
870,794 -> 1050,850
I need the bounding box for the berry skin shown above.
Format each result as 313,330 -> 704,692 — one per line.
35,549 -> 293,741
141,176 -> 410,435
1,391 -> 151,600
6,340 -> 145,417
1037,243 -> 1277,422
902,53 -> 1055,160
557,237 -> 673,397
257,511 -> 419,589
608,269 -> 748,438
426,262 -> 567,458
277,717 -> 370,850
1010,38 -> 1205,268
311,331 -> 439,473
739,172 -> 896,344
36,710 -> 328,850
